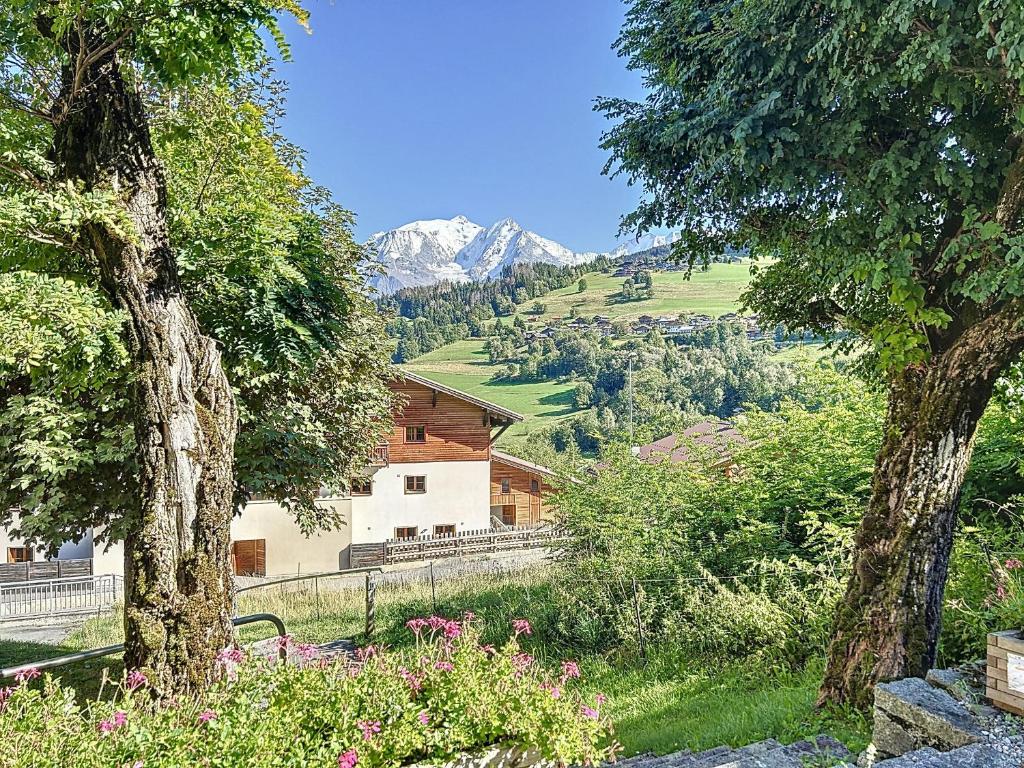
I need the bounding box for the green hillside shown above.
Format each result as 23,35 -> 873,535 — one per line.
514,261 -> 753,323
403,262 -> 759,443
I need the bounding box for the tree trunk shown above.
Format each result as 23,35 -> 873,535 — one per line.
51,36 -> 237,696
818,306 -> 1024,709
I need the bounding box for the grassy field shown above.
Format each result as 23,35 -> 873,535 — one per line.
402,340 -> 576,441
0,565 -> 870,756
514,262 -> 753,323
403,263 -> 758,442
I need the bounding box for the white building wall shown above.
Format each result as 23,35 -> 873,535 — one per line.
231,498 -> 352,577
350,460 -> 491,544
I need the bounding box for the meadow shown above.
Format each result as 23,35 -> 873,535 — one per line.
402,262 -> 798,442
0,564 -> 870,757
513,262 -> 753,323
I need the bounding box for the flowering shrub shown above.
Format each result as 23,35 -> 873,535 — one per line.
1,616 -> 615,768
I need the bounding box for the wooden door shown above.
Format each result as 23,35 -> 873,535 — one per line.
232,539 -> 266,577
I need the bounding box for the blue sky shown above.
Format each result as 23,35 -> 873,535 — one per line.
274,1 -> 647,252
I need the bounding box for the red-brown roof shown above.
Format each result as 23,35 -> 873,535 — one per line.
635,420 -> 745,466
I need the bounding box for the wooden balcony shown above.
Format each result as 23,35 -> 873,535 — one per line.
490,493 -> 516,507
369,444 -> 389,467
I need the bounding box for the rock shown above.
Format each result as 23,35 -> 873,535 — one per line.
869,742 -> 1020,767
925,670 -> 978,703
965,703 -> 999,719
872,678 -> 984,760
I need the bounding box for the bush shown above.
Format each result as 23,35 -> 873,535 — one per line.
1,617 -> 615,768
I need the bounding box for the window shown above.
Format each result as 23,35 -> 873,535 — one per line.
351,477 -> 372,496
395,526 -> 418,540
500,478 -> 511,495
530,479 -> 540,494
433,524 -> 455,537
231,539 -> 265,577
405,425 -> 426,443
405,475 -> 426,494
7,547 -> 32,564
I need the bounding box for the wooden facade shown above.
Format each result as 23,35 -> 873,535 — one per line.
386,379 -> 496,464
489,453 -> 555,528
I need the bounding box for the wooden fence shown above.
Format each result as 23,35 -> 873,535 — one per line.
0,558 -> 93,584
350,526 -> 565,568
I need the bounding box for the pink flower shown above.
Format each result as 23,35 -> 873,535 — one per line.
427,615 -> 448,632
418,711 -> 430,725
443,621 -> 462,639
399,667 -> 423,692
561,660 -> 581,680
0,686 -> 14,713
198,709 -> 217,724
581,705 -> 599,719
463,611 -> 476,622
217,647 -> 244,665
14,667 -> 39,684
510,652 -> 534,674
358,720 -> 382,741
355,646 -> 377,662
479,644 -> 497,656
338,749 -> 359,768
297,643 -> 318,662
434,660 -> 454,672
1007,559 -> 1023,570
997,583 -> 1008,601
512,618 -> 532,637
406,618 -> 428,634
595,693 -> 607,705
98,710 -> 128,735
275,634 -> 293,652
132,762 -> 145,768
550,687 -> 561,699
125,670 -> 148,691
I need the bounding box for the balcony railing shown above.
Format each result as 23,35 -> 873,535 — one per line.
490,493 -> 516,507
369,444 -> 389,467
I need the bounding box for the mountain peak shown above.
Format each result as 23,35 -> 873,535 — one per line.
367,216 -> 598,293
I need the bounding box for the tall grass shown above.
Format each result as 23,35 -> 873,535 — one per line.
31,563 -> 871,756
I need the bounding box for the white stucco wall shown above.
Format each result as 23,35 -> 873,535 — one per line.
350,460 -> 491,544
1,517 -> 93,562
91,536 -> 124,577
232,498 -> 352,576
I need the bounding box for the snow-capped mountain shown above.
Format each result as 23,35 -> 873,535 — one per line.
367,216 -> 601,293
611,231 -> 681,257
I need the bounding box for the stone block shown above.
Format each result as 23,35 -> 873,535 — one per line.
872,678 -> 983,759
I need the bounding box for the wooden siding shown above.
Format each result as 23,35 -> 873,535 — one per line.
232,539 -> 266,577
489,463 -> 554,527
387,379 -> 492,463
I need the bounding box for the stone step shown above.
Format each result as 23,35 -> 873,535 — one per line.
870,742 -> 1020,768
616,736 -> 851,768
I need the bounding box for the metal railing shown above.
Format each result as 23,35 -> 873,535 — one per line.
383,526 -> 566,564
0,574 -> 122,620
0,613 -> 289,681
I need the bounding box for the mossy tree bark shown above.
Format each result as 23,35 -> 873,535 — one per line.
818,306 -> 1024,709
818,149 -> 1024,710
49,29 -> 237,696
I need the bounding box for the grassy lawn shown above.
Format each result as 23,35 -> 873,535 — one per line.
514,262 -> 753,324
402,340 -> 578,442
5,566 -> 870,756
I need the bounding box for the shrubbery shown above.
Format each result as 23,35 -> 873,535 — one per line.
1,617 -> 615,768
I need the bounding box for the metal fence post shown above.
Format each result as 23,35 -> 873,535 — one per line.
429,561 -> 437,612
315,574 -> 321,622
631,578 -> 647,661
365,572 -> 376,639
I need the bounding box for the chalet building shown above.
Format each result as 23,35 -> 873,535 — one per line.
489,450 -> 556,528
2,372 -> 559,580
